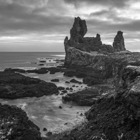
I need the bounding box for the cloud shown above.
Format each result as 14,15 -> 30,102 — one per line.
64,0 -> 130,8
0,0 -> 139,51
0,0 -> 73,36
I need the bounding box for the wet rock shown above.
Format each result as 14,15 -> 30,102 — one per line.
58,86 -> 65,91
70,88 -> 73,90
27,68 -> 48,74
38,63 -> 44,66
51,79 -> 59,82
46,132 -> 52,137
5,68 -> 26,73
5,68 -> 49,74
80,113 -> 83,116
0,71 -> 58,99
62,90 -> 67,94
66,87 -> 70,90
59,106 -> 62,109
43,128 -> 47,131
70,79 -> 82,84
39,60 -> 46,63
62,88 -> 99,106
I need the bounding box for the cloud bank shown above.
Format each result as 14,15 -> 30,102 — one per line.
0,0 -> 139,51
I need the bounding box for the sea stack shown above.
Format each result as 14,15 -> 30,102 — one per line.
113,31 -> 126,52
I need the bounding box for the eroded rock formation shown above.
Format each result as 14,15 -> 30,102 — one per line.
70,17 -> 87,42
113,31 -> 126,52
65,17 -> 114,54
64,17 -> 128,85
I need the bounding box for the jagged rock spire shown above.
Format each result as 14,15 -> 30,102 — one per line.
113,31 -> 126,52
70,17 -> 87,42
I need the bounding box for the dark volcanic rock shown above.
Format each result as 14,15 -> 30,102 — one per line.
113,31 -> 126,52
5,66 -> 64,75
0,103 -> 41,140
70,79 -> 82,84
51,79 -> 59,82
58,86 -> 65,91
83,76 -> 104,86
58,65 -> 140,140
27,68 -> 48,74
0,71 -> 58,99
62,88 -> 99,106
70,17 -> 87,42
5,68 -> 26,73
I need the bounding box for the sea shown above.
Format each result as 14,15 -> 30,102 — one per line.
0,52 -> 65,70
0,52 -> 89,137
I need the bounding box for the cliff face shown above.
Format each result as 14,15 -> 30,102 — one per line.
65,17 -> 114,54
60,17 -> 140,140
64,17 -> 140,88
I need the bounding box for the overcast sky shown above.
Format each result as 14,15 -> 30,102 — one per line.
0,0 -> 139,52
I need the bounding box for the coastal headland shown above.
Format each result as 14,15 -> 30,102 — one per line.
0,17 -> 140,140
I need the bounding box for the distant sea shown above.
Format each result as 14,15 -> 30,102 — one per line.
0,52 -> 65,70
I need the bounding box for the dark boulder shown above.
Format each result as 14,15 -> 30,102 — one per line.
58,86 -> 65,91
70,79 -> 82,84
51,79 -> 59,82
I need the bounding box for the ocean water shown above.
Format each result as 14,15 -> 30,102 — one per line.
0,52 -> 89,137
0,52 -> 65,70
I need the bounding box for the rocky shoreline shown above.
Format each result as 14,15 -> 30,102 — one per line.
0,17 -> 140,140
0,71 -> 58,99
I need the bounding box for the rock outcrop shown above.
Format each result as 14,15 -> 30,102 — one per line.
64,17 -> 126,67
70,17 -> 87,42
0,103 -> 41,140
53,63 -> 140,140
0,71 -> 58,99
64,17 -> 129,85
65,17 -> 114,54
113,31 -> 126,52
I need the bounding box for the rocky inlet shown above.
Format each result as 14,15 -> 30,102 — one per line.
0,17 -> 140,140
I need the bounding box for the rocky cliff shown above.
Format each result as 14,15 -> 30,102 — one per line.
64,17 -> 126,66
65,17 -> 115,55
64,17 -> 132,85
56,63 -> 140,140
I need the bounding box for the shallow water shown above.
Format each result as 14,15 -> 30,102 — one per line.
0,72 -> 89,137
0,54 -> 89,137
0,95 -> 89,137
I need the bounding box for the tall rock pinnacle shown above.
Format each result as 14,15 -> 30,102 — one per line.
70,17 -> 87,43
113,31 -> 126,52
